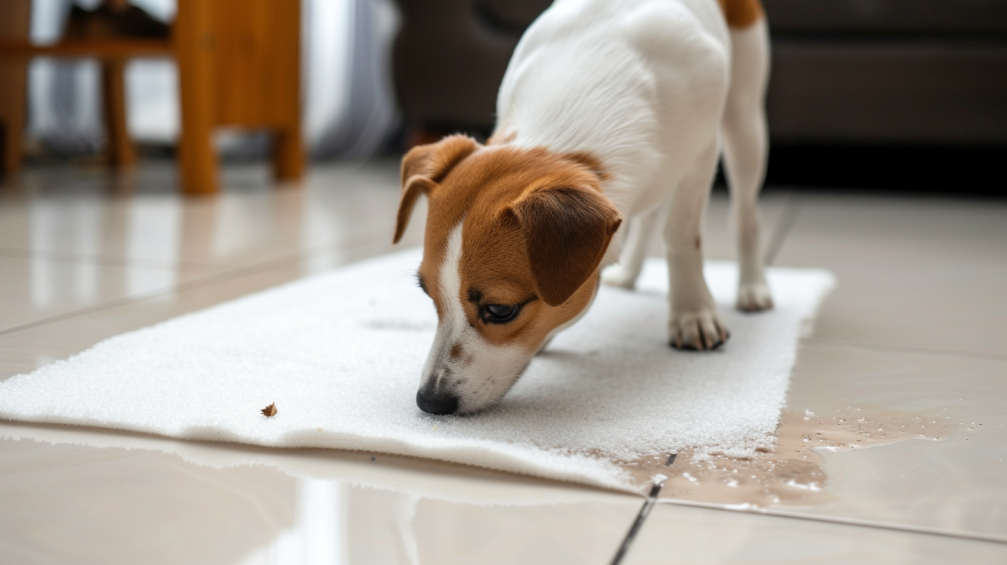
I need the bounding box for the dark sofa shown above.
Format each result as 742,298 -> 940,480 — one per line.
392,0 -> 1007,146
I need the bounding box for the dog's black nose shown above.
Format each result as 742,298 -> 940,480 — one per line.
416,387 -> 458,415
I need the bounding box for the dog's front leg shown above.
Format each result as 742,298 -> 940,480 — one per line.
665,145 -> 730,350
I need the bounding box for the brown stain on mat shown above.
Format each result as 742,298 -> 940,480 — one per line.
619,407 -> 961,505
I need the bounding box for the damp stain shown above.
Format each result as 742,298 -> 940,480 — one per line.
620,406 -> 962,507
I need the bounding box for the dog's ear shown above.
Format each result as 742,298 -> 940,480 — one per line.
394,135 -> 480,244
505,185 -> 622,306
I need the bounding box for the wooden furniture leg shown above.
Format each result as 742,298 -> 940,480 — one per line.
272,128 -> 304,181
101,58 -> 136,167
0,0 -> 30,174
175,0 -> 218,195
269,0 -> 303,182
0,61 -> 27,174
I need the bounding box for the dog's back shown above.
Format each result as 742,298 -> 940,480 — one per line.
497,0 -> 763,217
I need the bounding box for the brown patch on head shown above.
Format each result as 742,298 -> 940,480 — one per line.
400,139 -> 621,354
716,0 -> 763,28
458,149 -> 620,351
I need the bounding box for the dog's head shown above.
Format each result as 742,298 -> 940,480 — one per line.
393,135 -> 622,415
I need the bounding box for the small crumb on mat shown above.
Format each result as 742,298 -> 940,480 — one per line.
261,403 -> 277,417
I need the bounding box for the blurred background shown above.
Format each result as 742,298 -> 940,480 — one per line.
0,0 -> 1004,193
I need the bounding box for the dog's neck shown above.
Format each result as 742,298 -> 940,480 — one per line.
492,31 -> 668,266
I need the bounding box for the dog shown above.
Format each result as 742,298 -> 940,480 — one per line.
393,0 -> 773,415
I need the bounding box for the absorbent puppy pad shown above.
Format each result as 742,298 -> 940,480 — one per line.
0,249 -> 833,492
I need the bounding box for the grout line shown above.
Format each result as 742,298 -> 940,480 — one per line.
0,247 -> 209,272
654,498 -> 1007,546
609,453 -> 678,565
0,220 -> 397,274
763,191 -> 802,266
801,337 -> 1007,362
0,237 -> 395,338
0,259 -> 301,338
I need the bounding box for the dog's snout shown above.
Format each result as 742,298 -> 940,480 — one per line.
416,386 -> 459,415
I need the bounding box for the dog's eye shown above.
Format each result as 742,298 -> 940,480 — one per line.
481,303 -> 521,324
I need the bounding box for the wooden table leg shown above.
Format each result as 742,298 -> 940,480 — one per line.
101,58 -> 136,167
175,0 -> 218,195
0,60 -> 26,174
268,0 -> 303,183
0,0 -> 30,174
272,127 -> 304,181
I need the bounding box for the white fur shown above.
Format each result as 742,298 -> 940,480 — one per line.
499,0 -> 773,347
421,223 -> 534,414
723,20 -> 773,311
419,0 -> 773,412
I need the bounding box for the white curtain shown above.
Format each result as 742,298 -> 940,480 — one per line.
25,0 -> 400,159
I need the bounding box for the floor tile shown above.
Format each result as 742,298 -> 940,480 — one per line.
0,422 -> 641,565
0,254 -> 202,334
0,162 -> 427,381
777,341 -> 1007,538
0,233 -> 423,381
654,340 -> 1007,541
774,193 -> 1007,357
0,434 -> 295,565
623,503 -> 1007,564
0,160 -> 405,275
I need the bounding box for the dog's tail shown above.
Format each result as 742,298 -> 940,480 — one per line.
716,0 -> 764,29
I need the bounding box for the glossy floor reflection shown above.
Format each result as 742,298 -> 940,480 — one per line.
0,160 -> 1005,563
0,421 -> 641,565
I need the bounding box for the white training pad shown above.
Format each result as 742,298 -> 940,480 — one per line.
0,250 -> 833,492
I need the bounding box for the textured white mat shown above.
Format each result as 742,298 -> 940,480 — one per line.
0,250 -> 833,492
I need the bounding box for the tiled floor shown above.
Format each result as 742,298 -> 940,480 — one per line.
0,161 -> 1004,563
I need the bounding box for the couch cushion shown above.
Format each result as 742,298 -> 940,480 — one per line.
477,0 -> 553,33
765,0 -> 1007,35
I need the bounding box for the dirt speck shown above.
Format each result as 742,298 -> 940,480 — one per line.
261,403 -> 277,417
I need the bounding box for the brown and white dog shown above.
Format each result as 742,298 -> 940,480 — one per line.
394,0 -> 773,415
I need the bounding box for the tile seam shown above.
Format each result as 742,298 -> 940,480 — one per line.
763,190 -> 802,266
609,454 -> 677,564
655,498 -> 1007,546
0,240 -> 392,338
0,230 -> 398,338
801,337 -> 1007,362
0,247 -> 208,271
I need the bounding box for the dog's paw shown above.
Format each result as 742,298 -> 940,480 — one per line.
669,308 -> 730,351
736,281 -> 774,313
601,266 -> 638,290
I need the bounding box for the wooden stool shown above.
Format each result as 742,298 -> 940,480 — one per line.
0,0 -> 303,195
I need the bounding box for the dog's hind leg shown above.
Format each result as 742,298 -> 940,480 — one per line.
601,202 -> 664,290
721,18 -> 773,312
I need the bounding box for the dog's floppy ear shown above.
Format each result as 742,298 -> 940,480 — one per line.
506,185 -> 622,306
394,135 -> 479,244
